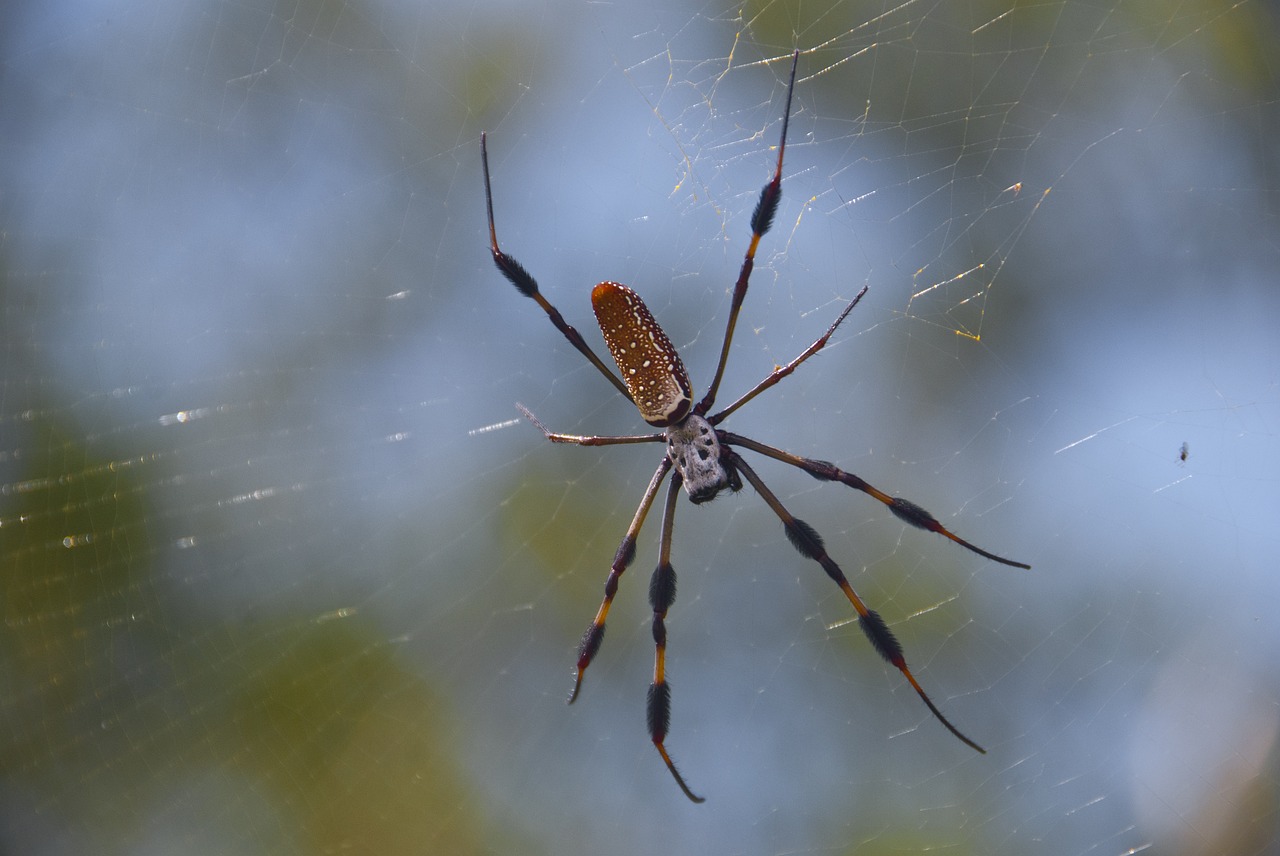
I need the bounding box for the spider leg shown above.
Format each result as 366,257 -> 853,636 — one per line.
727,450 -> 987,754
481,133 -> 634,404
709,285 -> 868,425
722,433 -> 1030,569
569,458 -> 672,704
697,50 -> 800,416
647,472 -> 705,803
516,403 -> 663,447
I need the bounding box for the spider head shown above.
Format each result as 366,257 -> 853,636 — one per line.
666,414 -> 740,504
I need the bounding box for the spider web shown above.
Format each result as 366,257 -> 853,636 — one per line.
3,0 -> 1278,854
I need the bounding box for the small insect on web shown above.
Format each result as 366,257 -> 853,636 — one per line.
480,50 -> 1030,803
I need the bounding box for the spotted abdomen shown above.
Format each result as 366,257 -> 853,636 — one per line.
591,282 -> 693,427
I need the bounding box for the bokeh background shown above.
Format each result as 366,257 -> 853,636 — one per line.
3,0 -> 1278,854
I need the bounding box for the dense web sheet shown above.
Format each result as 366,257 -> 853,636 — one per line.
2,1 -> 1279,854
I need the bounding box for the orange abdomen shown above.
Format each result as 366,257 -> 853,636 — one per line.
591,282 -> 693,427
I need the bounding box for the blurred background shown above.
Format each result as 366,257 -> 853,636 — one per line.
2,0 -> 1278,854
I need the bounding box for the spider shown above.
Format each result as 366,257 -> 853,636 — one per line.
480,51 -> 1030,803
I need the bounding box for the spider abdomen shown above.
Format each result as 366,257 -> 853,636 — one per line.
592,282 -> 693,427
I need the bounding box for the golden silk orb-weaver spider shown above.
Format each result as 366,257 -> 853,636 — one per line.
481,50 -> 1030,803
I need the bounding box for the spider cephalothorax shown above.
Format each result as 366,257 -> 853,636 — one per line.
664,412 -> 740,504
481,50 -> 1030,803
